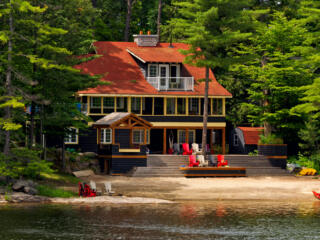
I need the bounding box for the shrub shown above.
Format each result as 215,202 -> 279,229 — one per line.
290,153 -> 320,173
259,134 -> 284,144
0,148 -> 54,179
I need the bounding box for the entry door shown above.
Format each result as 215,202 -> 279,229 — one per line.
159,64 -> 169,90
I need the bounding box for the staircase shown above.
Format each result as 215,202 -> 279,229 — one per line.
226,155 -> 290,176
131,155 -> 188,177
131,154 -> 290,177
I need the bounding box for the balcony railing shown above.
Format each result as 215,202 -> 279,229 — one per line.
147,77 -> 194,91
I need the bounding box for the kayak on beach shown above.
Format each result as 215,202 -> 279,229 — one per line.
312,191 -> 320,200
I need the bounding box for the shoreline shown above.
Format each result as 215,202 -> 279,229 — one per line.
1,175 -> 320,204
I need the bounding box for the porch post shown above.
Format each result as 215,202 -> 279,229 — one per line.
222,127 -> 226,154
97,127 -> 101,144
163,128 -> 167,154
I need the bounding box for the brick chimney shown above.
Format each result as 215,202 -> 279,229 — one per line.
133,31 -> 158,47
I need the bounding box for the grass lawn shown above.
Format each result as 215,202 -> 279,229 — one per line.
37,184 -> 77,198
37,172 -> 80,198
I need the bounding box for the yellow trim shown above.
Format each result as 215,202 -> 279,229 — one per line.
164,97 -> 167,116
128,97 -> 131,113
186,98 -> 189,115
119,149 -> 140,153
222,98 -> 226,116
87,96 -> 90,115
100,97 -> 103,113
114,97 -> 117,112
151,122 -> 226,127
140,96 -> 142,115
79,93 -> 231,99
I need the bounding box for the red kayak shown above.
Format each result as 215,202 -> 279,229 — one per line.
312,191 -> 320,200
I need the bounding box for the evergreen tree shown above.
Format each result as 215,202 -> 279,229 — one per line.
243,12 -> 313,144
168,0 -> 253,155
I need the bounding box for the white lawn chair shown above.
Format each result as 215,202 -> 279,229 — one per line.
197,155 -> 208,167
192,143 -> 202,154
104,181 -> 115,195
90,180 -> 96,191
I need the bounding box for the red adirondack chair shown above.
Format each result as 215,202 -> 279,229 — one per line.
189,155 -> 199,167
79,182 -> 96,197
217,155 -> 228,167
182,143 -> 192,155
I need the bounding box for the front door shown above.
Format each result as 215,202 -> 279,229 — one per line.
159,64 -> 169,90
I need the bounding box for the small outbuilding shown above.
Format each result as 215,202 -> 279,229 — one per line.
229,127 -> 263,154
93,112 -> 153,174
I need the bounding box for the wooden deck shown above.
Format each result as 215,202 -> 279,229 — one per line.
180,166 -> 246,177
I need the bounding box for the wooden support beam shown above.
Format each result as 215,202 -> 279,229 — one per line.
222,127 -> 226,154
163,128 -> 167,154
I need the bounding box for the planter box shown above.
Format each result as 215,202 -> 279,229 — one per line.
258,144 -> 287,169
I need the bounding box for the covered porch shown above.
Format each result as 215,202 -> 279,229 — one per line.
148,122 -> 226,155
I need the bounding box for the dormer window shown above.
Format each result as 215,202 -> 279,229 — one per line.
148,64 -> 158,77
146,63 -> 193,91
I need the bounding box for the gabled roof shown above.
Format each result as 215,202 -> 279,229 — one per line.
127,45 -> 186,63
93,112 -> 152,128
238,127 -> 264,145
76,42 -> 232,97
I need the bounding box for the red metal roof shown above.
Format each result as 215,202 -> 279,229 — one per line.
76,41 -> 232,97
238,127 -> 264,145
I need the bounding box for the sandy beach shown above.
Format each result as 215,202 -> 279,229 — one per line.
79,175 -> 320,202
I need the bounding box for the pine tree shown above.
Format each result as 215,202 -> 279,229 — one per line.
168,0 -> 253,155
243,12 -> 313,142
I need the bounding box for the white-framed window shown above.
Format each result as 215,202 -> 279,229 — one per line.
146,129 -> 150,144
188,130 -> 195,144
178,130 -> 195,144
65,128 -> 78,144
234,133 -> 239,146
132,129 -> 145,144
101,128 -> 112,144
90,97 -> 101,108
148,64 -> 158,77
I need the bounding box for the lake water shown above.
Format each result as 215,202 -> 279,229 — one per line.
0,201 -> 320,240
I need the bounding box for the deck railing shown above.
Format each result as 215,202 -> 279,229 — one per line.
147,77 -> 194,91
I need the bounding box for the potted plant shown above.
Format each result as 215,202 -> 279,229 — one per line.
258,134 -> 287,168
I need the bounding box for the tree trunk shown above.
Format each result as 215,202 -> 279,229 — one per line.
3,8 -> 14,155
261,56 -> 271,137
201,66 -> 209,156
124,0 -> 134,42
157,0 -> 162,40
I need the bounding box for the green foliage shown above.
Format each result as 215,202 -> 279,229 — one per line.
289,153 -> 320,172
259,134 -> 284,144
39,172 -> 79,184
0,148 -> 54,179
248,150 -> 259,156
36,184 -> 77,198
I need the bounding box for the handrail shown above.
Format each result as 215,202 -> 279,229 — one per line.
147,77 -> 194,91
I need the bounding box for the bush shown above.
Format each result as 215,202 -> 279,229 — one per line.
290,153 -> 320,173
259,134 -> 284,144
37,184 -> 77,198
0,148 -> 54,179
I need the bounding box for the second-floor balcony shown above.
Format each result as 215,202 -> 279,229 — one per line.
147,77 -> 194,91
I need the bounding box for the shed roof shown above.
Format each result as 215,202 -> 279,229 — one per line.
93,112 -> 152,128
238,127 -> 264,145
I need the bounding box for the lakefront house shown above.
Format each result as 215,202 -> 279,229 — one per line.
66,33 -> 232,173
